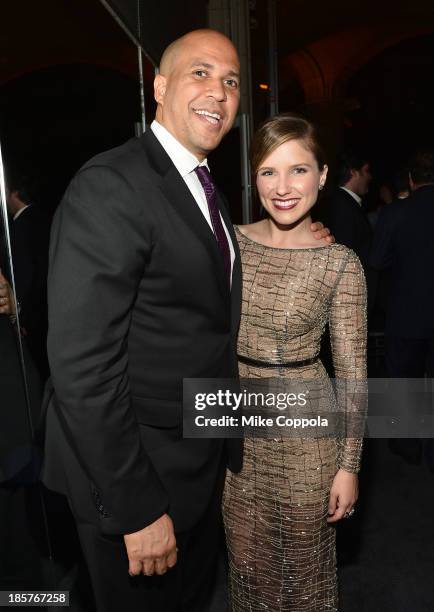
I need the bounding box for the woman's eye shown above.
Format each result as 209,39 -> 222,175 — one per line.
293,167 -> 307,174
260,170 -> 273,176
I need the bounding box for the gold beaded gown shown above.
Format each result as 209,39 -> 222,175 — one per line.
223,227 -> 367,612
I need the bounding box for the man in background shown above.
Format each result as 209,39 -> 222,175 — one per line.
325,150 -> 372,271
370,148 -> 434,468
6,173 -> 50,379
368,167 -> 410,329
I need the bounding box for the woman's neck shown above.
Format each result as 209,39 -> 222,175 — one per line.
265,214 -> 315,248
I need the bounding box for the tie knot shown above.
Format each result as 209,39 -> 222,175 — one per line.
195,165 -> 215,195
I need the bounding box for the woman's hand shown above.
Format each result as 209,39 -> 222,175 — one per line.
0,271 -> 16,316
327,468 -> 358,523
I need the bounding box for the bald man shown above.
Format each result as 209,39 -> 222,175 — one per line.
42,29 -> 331,611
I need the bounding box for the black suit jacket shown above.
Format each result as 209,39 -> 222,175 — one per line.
10,205 -> 50,376
0,315 -> 42,485
370,185 -> 434,338
325,188 -> 372,270
0,234 -> 30,483
324,187 -> 376,310
42,130 -> 243,535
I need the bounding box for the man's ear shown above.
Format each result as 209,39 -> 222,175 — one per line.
154,74 -> 167,105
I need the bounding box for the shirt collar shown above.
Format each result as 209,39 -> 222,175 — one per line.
13,204 -> 30,221
340,186 -> 362,206
150,120 -> 209,176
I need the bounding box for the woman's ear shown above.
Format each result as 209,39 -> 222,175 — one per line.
320,164 -> 329,189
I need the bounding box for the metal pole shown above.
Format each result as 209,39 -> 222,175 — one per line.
99,0 -> 155,134
136,0 -> 146,132
268,0 -> 279,116
240,113 -> 252,223
137,48 -> 146,132
0,143 -> 29,421
0,140 -> 58,586
208,1 -> 253,222
98,0 -> 157,67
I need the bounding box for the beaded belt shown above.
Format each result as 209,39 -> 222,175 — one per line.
237,354 -> 319,368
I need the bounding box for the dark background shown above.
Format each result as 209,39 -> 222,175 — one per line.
1,0 -> 433,218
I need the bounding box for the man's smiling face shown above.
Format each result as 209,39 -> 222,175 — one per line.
154,30 -> 240,161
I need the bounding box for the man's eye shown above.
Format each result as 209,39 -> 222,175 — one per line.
225,79 -> 238,88
194,70 -> 207,77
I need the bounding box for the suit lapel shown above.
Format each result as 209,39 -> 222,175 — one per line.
216,191 -> 242,331
140,130 -> 229,300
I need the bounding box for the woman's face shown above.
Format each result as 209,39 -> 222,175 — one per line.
256,138 -> 327,226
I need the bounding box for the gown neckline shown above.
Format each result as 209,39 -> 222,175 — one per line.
234,225 -> 336,252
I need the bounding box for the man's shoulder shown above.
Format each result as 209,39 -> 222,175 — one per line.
78,130 -> 168,182
327,188 -> 358,220
13,206 -> 50,238
58,132 -> 171,217
20,204 -> 49,221
329,187 -> 356,207
377,198 -> 407,224
81,136 -> 146,175
410,185 -> 434,208
331,187 -> 351,199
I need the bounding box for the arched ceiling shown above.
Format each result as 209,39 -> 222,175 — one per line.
276,0 -> 434,56
276,0 -> 434,104
1,1 -> 434,109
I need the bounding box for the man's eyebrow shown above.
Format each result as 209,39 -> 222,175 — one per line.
190,61 -> 214,69
189,61 -> 240,78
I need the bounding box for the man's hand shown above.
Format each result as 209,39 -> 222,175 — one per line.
310,221 -> 335,244
123,513 -> 177,577
327,469 -> 358,523
0,271 -> 16,315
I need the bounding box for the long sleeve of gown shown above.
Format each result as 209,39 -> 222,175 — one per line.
329,249 -> 367,473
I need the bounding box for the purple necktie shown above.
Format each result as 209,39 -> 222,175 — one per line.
195,166 -> 231,286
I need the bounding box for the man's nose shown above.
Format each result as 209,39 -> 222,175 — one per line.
207,79 -> 227,102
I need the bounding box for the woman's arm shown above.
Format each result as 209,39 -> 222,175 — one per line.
327,249 -> 367,522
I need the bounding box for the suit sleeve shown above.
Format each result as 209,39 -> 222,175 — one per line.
369,204 -> 397,271
9,218 -> 34,309
47,165 -> 169,535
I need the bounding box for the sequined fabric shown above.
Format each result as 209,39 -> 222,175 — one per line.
223,228 -> 367,611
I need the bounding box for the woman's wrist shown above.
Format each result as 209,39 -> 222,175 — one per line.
337,467 -> 358,477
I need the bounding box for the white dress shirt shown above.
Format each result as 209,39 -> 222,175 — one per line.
340,186 -> 362,207
151,120 -> 235,284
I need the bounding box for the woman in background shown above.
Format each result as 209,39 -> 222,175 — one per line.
223,114 -> 366,611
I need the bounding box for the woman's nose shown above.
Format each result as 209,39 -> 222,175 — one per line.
275,175 -> 291,196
